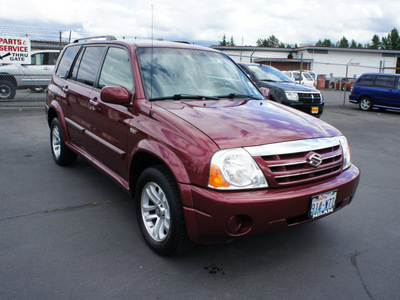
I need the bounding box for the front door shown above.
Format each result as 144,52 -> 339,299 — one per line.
85,46 -> 135,181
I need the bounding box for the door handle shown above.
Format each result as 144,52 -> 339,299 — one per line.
89,99 -> 98,106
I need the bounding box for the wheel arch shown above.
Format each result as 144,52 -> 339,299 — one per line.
46,101 -> 71,143
129,140 -> 192,206
0,73 -> 17,87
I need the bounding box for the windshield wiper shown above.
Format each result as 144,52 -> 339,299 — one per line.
217,93 -> 261,100
260,79 -> 277,82
150,94 -> 219,101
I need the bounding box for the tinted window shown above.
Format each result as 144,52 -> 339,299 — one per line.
99,47 -> 134,91
48,52 -> 59,65
374,76 -> 396,88
56,46 -> 80,79
357,75 -> 374,86
75,46 -> 105,86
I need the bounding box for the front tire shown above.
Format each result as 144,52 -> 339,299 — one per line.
0,80 -> 16,100
50,118 -> 77,166
359,97 -> 373,111
136,166 -> 190,256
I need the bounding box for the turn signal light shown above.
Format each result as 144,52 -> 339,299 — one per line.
208,164 -> 230,188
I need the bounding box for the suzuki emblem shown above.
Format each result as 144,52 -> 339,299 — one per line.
307,152 -> 323,167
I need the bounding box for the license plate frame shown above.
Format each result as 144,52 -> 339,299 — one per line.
311,107 -> 319,114
309,190 -> 337,219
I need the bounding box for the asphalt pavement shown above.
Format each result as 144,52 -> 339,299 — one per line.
1,90 -> 399,299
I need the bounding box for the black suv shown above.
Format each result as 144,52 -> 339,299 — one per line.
239,63 -> 324,117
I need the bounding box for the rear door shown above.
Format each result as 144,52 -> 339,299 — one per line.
85,46 -> 135,180
54,45 -> 106,148
373,75 -> 398,107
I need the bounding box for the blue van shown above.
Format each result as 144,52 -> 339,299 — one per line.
349,73 -> 400,111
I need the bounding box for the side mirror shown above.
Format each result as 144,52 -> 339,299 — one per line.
259,87 -> 270,99
100,86 -> 132,105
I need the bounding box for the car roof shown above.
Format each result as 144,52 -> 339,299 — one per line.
360,73 -> 400,77
69,38 -> 216,52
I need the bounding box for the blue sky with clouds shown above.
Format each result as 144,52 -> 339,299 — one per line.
1,0 -> 399,46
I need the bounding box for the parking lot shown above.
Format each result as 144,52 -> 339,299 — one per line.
1,90 -> 399,299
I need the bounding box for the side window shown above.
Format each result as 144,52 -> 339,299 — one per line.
48,52 -> 60,65
357,75 -> 374,86
31,53 -> 45,65
75,46 -> 105,86
56,46 -> 80,79
397,79 -> 400,90
98,47 -> 134,91
374,76 -> 396,88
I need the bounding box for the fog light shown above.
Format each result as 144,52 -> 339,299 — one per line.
226,215 -> 252,236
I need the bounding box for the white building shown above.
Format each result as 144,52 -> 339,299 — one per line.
211,45 -> 400,81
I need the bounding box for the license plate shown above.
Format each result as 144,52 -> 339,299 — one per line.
309,190 -> 337,218
311,107 -> 319,114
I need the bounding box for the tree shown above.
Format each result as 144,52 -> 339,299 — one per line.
338,37 -> 349,48
381,28 -> 400,50
370,34 -> 381,49
229,36 -> 235,47
219,34 -> 228,46
257,35 -> 281,47
350,39 -> 358,48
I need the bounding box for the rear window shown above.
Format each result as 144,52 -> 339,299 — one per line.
56,46 -> 80,79
374,76 -> 396,89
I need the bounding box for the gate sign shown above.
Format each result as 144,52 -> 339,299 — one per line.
0,36 -> 31,64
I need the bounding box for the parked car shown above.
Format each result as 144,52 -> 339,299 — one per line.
305,71 -> 317,85
330,77 -> 356,91
46,37 -> 360,256
349,73 -> 400,111
284,70 -> 315,87
239,63 -> 324,117
0,50 -> 60,99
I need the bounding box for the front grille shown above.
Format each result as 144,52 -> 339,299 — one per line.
245,137 -> 344,188
298,93 -> 322,104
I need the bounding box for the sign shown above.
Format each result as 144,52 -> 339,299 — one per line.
0,36 -> 31,64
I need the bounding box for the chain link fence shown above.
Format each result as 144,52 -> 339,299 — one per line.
0,26 -> 142,109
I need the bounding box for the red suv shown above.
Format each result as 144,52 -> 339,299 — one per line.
45,37 -> 360,256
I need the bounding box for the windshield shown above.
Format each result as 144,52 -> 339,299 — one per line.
303,73 -> 313,80
136,47 -> 263,100
247,64 -> 294,83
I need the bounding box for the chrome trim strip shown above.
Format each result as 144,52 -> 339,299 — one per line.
244,137 -> 342,157
268,152 -> 341,168
274,164 -> 341,179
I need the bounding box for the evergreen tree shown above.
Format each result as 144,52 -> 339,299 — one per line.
229,36 -> 235,46
350,39 -> 358,48
219,34 -> 227,46
338,37 -> 349,48
370,34 -> 381,49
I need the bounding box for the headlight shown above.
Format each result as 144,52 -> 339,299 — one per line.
208,148 -> 268,190
285,91 -> 299,101
338,136 -> 351,170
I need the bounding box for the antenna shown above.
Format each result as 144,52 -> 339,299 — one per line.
149,4 -> 154,117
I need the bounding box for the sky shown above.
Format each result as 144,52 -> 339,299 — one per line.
1,0 -> 400,47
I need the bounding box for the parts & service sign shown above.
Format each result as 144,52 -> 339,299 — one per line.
0,36 -> 31,64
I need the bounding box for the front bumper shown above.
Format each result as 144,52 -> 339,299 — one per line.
181,164 -> 360,244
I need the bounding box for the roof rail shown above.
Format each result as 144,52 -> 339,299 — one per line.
73,35 -> 117,43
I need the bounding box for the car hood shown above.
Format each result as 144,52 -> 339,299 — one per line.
260,81 -> 318,92
155,99 -> 341,149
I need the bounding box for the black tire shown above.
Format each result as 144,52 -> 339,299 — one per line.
136,165 -> 191,256
0,80 -> 16,100
359,97 -> 373,111
50,118 -> 77,166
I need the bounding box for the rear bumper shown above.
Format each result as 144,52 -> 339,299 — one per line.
182,164 -> 360,244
